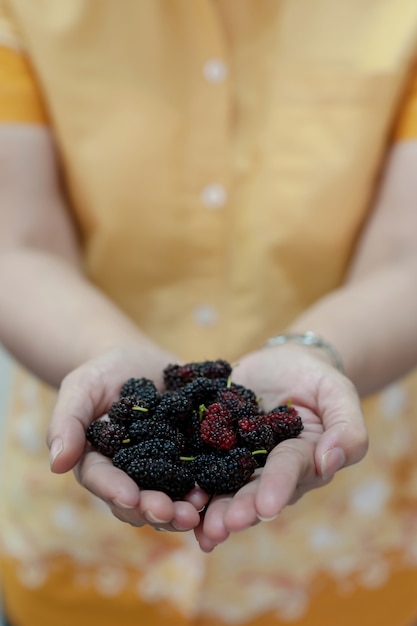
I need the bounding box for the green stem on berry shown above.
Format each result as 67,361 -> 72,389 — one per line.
252,449 -> 268,457
226,374 -> 232,389
198,404 -> 206,421
132,406 -> 149,412
122,438 -> 131,444
180,456 -> 196,462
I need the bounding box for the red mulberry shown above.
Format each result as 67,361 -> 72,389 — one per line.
200,403 -> 237,451
262,405 -> 304,443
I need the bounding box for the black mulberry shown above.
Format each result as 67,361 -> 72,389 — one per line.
194,448 -> 257,495
86,420 -> 129,457
119,377 -> 160,412
128,418 -> 185,449
163,360 -> 232,391
108,395 -> 153,422
112,443 -> 196,500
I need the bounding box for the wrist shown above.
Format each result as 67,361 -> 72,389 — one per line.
262,331 -> 345,373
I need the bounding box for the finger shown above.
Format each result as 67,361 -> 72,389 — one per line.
137,490 -> 201,530
75,450 -> 142,509
109,504 -> 147,527
77,451 -> 202,530
76,451 -> 188,526
171,500 -> 202,530
194,527 -> 222,553
119,485 -> 208,530
77,444 -> 203,531
221,477 -> 261,531
183,486 -> 211,512
254,440 -> 312,521
196,496 -> 232,546
194,496 -> 232,553
110,495 -> 201,531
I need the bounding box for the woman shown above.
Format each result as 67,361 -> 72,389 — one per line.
1,1 -> 417,625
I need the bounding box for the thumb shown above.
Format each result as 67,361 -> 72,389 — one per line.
315,377 -> 368,481
46,367 -> 106,473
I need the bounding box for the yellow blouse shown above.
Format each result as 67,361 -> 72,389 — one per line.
1,2 -> 417,626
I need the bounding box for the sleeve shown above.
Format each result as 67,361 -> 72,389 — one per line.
0,1 -> 48,124
393,66 -> 417,141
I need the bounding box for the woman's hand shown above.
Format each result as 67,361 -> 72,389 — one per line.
194,344 -> 368,551
46,347 -> 209,532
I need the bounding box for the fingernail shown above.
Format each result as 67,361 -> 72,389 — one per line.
112,498 -> 136,510
49,438 -> 63,468
257,514 -> 278,522
145,511 -> 170,524
321,447 -> 346,481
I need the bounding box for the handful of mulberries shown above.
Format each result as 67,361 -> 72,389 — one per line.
86,360 -> 304,500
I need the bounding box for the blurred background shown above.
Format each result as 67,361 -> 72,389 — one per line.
0,345 -> 12,626
0,346 -> 11,409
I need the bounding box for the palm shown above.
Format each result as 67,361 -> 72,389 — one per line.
48,347 -> 209,532
194,345 -> 367,551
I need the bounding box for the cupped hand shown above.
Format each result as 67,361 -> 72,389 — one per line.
46,346 -> 209,532
194,344 -> 368,551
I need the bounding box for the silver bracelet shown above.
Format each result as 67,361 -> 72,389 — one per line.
262,331 -> 345,373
